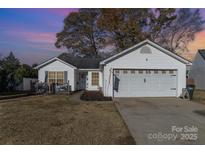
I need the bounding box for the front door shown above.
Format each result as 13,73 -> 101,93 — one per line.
78,73 -> 87,90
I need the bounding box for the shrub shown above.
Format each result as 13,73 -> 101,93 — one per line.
80,91 -> 112,101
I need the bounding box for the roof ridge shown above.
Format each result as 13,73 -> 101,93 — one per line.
100,39 -> 192,65
58,52 -> 102,69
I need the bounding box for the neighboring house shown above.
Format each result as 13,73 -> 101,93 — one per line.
35,39 -> 191,97
190,50 -> 205,90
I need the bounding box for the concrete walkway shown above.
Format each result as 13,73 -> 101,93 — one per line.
115,98 -> 205,145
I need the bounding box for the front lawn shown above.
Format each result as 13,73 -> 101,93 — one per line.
193,90 -> 205,105
0,95 -> 134,144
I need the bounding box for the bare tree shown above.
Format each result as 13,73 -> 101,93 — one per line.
155,9 -> 205,53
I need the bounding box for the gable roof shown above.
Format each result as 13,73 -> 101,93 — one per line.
35,53 -> 103,69
34,56 -> 77,69
198,49 -> 205,60
58,53 -> 103,69
35,39 -> 192,70
100,39 -> 192,65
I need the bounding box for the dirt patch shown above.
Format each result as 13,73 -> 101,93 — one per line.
0,95 -> 134,145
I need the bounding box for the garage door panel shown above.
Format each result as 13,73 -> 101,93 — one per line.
113,69 -> 177,97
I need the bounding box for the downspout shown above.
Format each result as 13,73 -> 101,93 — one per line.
107,68 -> 113,97
99,64 -> 105,95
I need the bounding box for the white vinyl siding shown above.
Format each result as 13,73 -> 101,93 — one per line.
103,44 -> 186,97
190,52 -> 205,90
113,69 -> 177,97
38,60 -> 76,91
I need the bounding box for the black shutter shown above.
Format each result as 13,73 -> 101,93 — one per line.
113,75 -> 120,92
64,71 -> 67,83
45,71 -> 48,83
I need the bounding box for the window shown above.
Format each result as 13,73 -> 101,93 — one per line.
48,71 -> 64,84
162,70 -> 166,74
57,72 -> 64,84
48,72 -> 55,84
140,46 -> 152,54
123,70 -> 128,74
91,72 -> 99,86
146,70 -> 151,74
139,70 -> 143,74
115,70 -> 120,74
169,70 -> 174,74
131,70 -> 135,74
154,70 -> 158,74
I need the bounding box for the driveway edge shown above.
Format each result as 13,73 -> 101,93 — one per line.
114,101 -> 137,145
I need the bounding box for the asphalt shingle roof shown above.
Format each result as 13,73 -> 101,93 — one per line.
58,53 -> 103,69
199,49 -> 205,60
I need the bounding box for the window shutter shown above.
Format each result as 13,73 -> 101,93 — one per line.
64,71 -> 67,83
45,71 -> 48,83
113,75 -> 120,92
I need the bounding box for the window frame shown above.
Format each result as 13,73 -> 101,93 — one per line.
115,70 -> 120,74
169,70 -> 174,74
123,70 -> 128,74
146,70 -> 151,74
154,70 -> 158,74
130,70 -> 135,74
162,70 -> 166,74
48,71 -> 64,84
91,72 -> 99,86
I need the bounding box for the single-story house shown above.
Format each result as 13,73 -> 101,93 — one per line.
189,50 -> 205,90
35,39 -> 192,97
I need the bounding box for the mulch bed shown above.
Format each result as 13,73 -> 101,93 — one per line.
80,91 -> 112,101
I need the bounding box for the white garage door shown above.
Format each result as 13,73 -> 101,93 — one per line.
113,69 -> 177,97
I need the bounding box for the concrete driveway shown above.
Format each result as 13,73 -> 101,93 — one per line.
115,98 -> 205,145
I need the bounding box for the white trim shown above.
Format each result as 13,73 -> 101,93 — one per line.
86,70 -> 102,91
78,69 -> 100,71
100,40 -> 147,65
100,39 -> 192,65
34,56 -> 56,69
148,40 -> 192,65
47,71 -> 65,84
34,57 -> 77,69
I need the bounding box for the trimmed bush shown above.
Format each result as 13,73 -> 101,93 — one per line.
80,91 -> 112,101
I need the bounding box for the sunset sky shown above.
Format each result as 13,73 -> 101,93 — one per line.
0,8 -> 205,65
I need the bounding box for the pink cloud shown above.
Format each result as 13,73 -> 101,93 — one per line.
4,30 -> 66,56
7,30 -> 56,44
15,8 -> 78,17
188,30 -> 205,51
28,42 -> 65,52
184,30 -> 205,60
23,32 -> 56,43
48,8 -> 79,16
